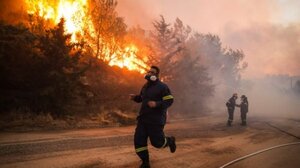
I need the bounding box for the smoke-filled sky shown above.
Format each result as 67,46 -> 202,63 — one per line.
116,0 -> 300,79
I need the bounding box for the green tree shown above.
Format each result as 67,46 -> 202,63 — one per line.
37,18 -> 87,116
0,19 -> 88,117
149,16 -> 214,115
188,33 -> 247,95
0,23 -> 39,112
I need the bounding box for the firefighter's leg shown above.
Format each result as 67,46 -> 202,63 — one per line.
134,121 -> 149,164
241,112 -> 247,126
148,124 -> 176,153
227,109 -> 234,126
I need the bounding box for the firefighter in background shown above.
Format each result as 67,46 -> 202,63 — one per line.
226,93 -> 238,126
130,66 -> 176,168
237,95 -> 249,126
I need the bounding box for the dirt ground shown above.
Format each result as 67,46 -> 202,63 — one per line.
0,113 -> 300,168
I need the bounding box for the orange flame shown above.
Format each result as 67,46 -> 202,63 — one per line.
25,0 -> 148,73
107,45 -> 148,73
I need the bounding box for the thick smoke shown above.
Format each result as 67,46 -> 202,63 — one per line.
116,0 -> 300,118
116,0 -> 300,78
224,23 -> 300,78
1,0 -> 298,119
239,76 -> 300,119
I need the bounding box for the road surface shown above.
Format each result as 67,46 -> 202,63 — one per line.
0,114 -> 300,168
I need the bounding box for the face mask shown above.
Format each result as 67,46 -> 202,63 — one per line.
145,74 -> 157,82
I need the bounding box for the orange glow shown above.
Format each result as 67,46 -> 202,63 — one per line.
107,45 -> 148,73
26,0 -> 90,42
25,0 -> 148,73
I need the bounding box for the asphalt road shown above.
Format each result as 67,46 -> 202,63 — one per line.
0,114 -> 299,168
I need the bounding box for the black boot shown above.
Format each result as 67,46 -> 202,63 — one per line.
227,121 -> 232,127
140,161 -> 150,168
168,136 -> 176,153
241,121 -> 247,126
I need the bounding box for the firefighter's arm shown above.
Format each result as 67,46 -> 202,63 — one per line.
133,94 -> 142,103
230,98 -> 236,107
130,89 -> 143,103
155,87 -> 174,109
130,94 -> 142,103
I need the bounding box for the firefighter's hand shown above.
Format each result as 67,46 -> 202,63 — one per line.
148,101 -> 157,108
129,94 -> 136,100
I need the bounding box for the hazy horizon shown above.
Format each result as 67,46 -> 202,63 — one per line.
116,0 -> 300,79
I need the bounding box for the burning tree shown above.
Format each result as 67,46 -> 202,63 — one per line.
24,0 -> 148,73
88,0 -> 126,59
0,0 -> 247,127
0,19 -> 88,116
0,0 -> 98,117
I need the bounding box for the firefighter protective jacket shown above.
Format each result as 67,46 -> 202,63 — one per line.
226,96 -> 236,110
133,80 -> 174,125
240,100 -> 249,113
